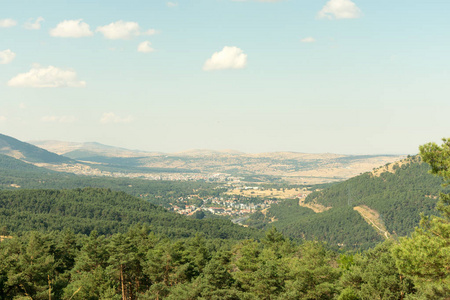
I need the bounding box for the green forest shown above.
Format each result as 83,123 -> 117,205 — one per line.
0,223 -> 448,299
251,201 -> 384,250
0,188 -> 260,240
0,140 -> 449,299
247,155 -> 449,250
305,156 -> 446,236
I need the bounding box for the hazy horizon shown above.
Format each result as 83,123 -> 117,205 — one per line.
1,0 -> 449,155
27,136 -> 406,156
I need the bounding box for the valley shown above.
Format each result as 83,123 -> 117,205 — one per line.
0,132 -> 449,299
29,139 -> 405,185
0,133 -> 443,247
3,1 -> 449,298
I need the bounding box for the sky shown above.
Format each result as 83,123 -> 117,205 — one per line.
1,0 -> 450,155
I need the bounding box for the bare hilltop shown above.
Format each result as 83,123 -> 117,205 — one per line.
30,140 -> 405,184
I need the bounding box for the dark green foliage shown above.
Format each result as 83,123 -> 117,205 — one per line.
266,199 -> 315,224
0,139 -> 446,299
246,157 -> 446,249
0,223 -> 441,299
262,199 -> 383,249
245,211 -> 267,229
281,207 -> 384,249
338,241 -> 415,300
303,157 -> 445,236
237,156 -> 450,251
0,228 -> 342,299
0,188 -> 262,240
392,139 -> 450,299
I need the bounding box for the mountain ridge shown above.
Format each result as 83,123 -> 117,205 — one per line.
0,134 -> 73,164
254,156 -> 446,249
29,139 -> 405,184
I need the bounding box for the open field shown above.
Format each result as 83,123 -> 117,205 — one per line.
28,141 -> 405,184
354,205 -> 391,239
226,188 -> 310,199
298,197 -> 331,213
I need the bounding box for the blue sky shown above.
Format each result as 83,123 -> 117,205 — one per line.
1,0 -> 450,154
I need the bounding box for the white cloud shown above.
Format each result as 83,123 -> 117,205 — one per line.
8,65 -> 86,88
96,20 -> 156,40
24,17 -> 44,30
50,19 -> 93,38
203,46 -> 247,71
41,115 -> 77,123
100,112 -> 134,124
318,0 -> 362,19
167,2 -> 178,7
0,116 -> 6,122
0,49 -> 16,64
301,37 -> 316,43
137,41 -> 155,53
0,19 -> 17,28
97,21 -> 139,40
19,103 -> 26,109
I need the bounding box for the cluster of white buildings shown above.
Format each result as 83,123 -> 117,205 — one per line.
170,195 -> 282,218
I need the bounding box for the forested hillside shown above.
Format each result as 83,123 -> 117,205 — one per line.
250,199 -> 384,249
305,156 -> 446,235
0,141 -> 448,299
252,156 -> 447,249
0,188 -> 261,240
1,152 -> 444,250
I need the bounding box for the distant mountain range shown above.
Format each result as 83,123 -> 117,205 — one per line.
0,132 -> 444,249
29,140 -> 156,158
28,138 -> 405,184
0,133 -> 407,184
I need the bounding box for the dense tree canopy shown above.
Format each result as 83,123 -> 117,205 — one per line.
392,139 -> 450,299
0,226 -> 444,300
0,141 -> 449,299
0,188 -> 261,240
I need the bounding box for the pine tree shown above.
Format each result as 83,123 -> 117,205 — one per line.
392,138 -> 450,299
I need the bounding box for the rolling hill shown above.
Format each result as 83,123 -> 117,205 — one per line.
0,153 -> 221,207
30,139 -> 405,184
0,134 -> 195,176
0,140 -> 445,250
0,133 -> 73,164
0,187 -> 262,240
260,156 -> 446,249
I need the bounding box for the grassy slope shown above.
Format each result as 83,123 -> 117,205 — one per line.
0,133 -> 73,164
